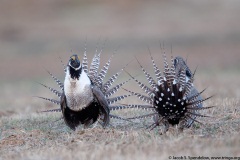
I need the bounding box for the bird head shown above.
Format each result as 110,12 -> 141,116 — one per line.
69,55 -> 81,70
68,55 -> 82,80
174,56 -> 192,78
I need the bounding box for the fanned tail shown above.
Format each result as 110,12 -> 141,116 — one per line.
36,82 -> 62,98
34,96 -> 60,105
45,69 -> 64,90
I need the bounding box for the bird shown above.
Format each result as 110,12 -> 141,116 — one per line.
173,56 -> 203,127
37,45 -> 131,130
125,50 -> 213,132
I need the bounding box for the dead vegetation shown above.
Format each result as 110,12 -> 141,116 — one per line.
0,53 -> 239,159
1,1 -> 240,159
1,83 -> 240,159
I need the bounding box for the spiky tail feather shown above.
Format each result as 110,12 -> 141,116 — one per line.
126,51 -> 213,130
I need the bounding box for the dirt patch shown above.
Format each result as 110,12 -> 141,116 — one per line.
0,135 -> 25,148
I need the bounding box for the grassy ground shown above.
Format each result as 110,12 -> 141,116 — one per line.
0,70 -> 240,160
1,1 -> 240,159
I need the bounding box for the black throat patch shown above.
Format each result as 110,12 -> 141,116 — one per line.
69,66 -> 82,80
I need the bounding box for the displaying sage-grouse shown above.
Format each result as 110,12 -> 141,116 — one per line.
38,48 -> 131,130
125,52 -> 213,132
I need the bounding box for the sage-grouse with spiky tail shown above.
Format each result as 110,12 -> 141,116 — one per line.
126,53 -> 213,132
173,56 -> 204,127
38,50 -> 131,130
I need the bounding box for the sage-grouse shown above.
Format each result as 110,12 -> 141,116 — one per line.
38,48 -> 131,130
126,52 -> 213,132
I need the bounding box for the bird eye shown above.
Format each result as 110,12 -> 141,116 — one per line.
186,69 -> 192,78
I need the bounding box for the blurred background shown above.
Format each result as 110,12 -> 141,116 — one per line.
0,0 -> 240,116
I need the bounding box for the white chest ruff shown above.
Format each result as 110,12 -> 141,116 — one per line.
64,71 -> 94,111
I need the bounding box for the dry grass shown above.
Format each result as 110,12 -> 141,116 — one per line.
1,1 -> 240,159
1,51 -> 240,159
1,52 -> 240,159
1,74 -> 240,160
